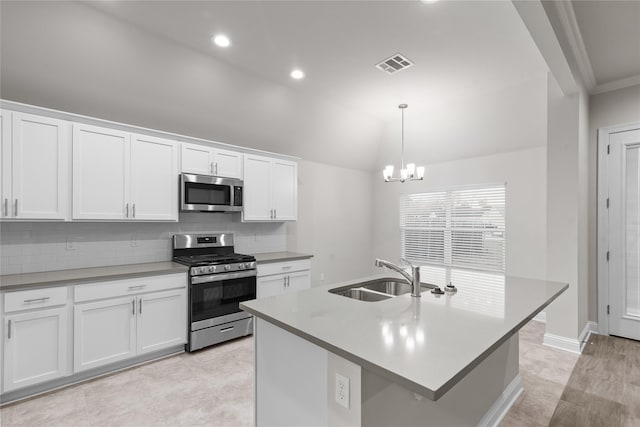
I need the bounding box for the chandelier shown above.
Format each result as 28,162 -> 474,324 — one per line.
383,104 -> 425,183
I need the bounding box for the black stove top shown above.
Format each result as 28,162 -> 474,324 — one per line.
173,253 -> 255,267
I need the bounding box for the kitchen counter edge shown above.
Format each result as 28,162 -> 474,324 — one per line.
0,262 -> 189,291
252,252 -> 313,264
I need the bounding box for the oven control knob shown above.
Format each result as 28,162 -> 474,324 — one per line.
225,264 -> 231,271
206,266 -> 214,274
238,263 -> 245,269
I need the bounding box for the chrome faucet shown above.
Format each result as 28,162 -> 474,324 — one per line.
374,258 -> 421,297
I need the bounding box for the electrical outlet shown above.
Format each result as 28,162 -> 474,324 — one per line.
65,239 -> 75,251
335,373 -> 350,409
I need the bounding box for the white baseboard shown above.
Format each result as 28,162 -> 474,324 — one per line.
477,374 -> 523,427
533,311 -> 546,323
543,321 -> 599,354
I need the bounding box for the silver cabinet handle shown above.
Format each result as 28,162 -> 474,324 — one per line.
132,203 -> 136,218
132,299 -> 135,315
274,209 -> 277,219
128,285 -> 146,290
139,299 -> 142,314
3,198 -> 7,216
125,203 -> 129,218
14,199 -> 18,217
24,297 -> 50,303
287,276 -> 290,287
270,209 -> 274,219
215,163 -> 218,176
8,320 -> 12,339
220,326 -> 235,333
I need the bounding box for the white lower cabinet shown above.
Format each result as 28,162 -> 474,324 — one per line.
3,307 -> 68,392
73,275 -> 187,373
257,259 -> 311,299
136,290 -> 186,355
73,297 -> 137,372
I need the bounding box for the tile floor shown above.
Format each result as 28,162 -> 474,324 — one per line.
0,321 -> 635,426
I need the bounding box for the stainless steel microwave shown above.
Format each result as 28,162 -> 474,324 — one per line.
180,173 -> 243,212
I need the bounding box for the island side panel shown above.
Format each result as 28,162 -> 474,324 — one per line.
255,318 -> 328,426
361,334 -> 521,427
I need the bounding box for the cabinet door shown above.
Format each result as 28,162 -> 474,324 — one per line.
74,297 -> 136,372
271,159 -> 297,221
137,289 -> 187,355
213,148 -> 243,179
181,142 -> 213,176
130,134 -> 178,221
257,274 -> 287,299
11,113 -> 69,219
243,155 -> 272,221
286,270 -> 311,293
0,110 -> 11,219
73,123 -> 130,220
3,307 -> 68,392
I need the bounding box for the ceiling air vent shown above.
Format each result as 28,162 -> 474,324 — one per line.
376,53 -> 414,75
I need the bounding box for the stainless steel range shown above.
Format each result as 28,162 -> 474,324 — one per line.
172,233 -> 256,351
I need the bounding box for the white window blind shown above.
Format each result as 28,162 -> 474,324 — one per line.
400,185 -> 506,272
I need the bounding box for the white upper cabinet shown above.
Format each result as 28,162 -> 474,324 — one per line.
181,142 -> 243,179
73,124 -> 178,221
131,134 -> 178,221
243,154 -> 297,222
1,111 -> 70,220
73,123 -> 130,220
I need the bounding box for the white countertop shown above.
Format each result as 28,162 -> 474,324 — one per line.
241,270 -> 567,400
0,262 -> 188,291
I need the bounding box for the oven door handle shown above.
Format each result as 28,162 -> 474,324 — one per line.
191,270 -> 257,284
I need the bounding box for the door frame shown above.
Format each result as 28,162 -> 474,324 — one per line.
597,121 -> 640,335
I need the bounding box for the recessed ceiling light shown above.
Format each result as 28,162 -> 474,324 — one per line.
212,34 -> 231,48
420,0 -> 439,3
290,69 -> 305,80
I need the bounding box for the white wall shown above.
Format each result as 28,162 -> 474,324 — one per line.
371,146 -> 547,281
0,214 -> 286,275
588,84 -> 640,321
287,160 -> 374,287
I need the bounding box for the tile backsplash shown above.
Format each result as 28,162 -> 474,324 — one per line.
0,213 -> 286,275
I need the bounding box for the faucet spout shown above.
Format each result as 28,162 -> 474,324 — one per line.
374,258 -> 421,297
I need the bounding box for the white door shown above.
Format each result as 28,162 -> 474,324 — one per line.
0,110 -> 11,219
287,271 -> 311,293
73,123 -> 130,220
257,275 -> 287,299
243,155 -> 272,221
74,297 -> 137,372
11,113 -> 69,219
136,289 -> 187,355
609,128 -> 640,340
271,159 -> 297,221
130,134 -> 178,221
181,142 -> 213,176
3,307 -> 68,392
213,148 -> 243,179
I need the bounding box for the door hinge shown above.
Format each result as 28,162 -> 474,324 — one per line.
607,144 -> 610,154
607,305 -> 610,315
606,198 -> 609,208
606,251 -> 610,261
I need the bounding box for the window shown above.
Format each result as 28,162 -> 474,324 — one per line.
400,185 -> 506,273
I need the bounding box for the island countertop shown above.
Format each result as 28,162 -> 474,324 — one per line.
241,271 -> 567,400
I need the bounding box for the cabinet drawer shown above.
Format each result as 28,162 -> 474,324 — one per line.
257,259 -> 311,277
4,287 -> 68,313
74,273 -> 187,303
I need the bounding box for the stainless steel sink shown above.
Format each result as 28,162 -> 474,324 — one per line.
329,278 -> 436,302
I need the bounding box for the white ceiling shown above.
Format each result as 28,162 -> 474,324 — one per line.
87,0 -> 546,120
1,1 -> 550,170
565,0 -> 640,93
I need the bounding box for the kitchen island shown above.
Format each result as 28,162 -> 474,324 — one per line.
240,270 -> 567,427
